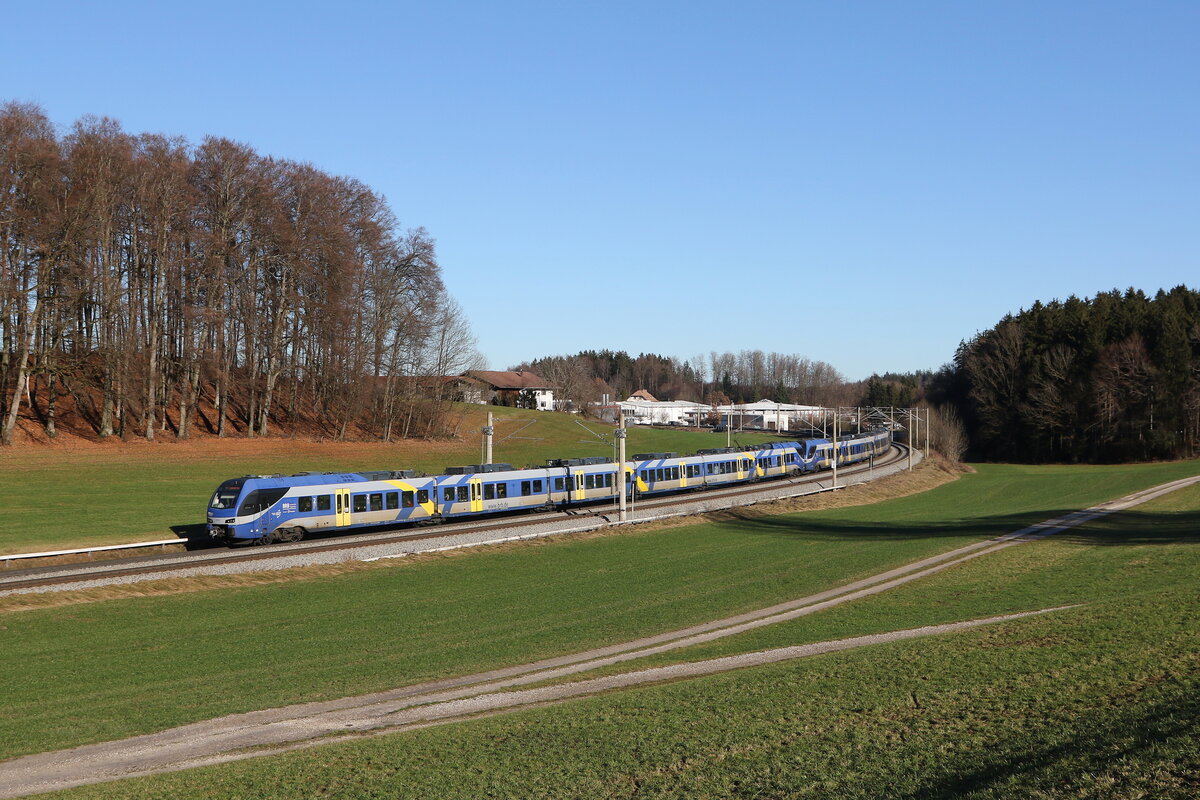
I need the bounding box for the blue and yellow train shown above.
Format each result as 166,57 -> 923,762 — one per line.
206,429 -> 891,545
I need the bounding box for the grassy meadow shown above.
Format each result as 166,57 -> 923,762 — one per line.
0,405 -> 780,554
1,458 -> 1197,785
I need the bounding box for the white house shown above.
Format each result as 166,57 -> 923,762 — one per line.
464,370 -> 556,410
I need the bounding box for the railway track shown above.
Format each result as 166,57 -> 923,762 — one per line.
0,444 -> 911,596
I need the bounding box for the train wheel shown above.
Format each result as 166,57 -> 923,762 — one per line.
278,527 -> 305,543
252,531 -> 275,546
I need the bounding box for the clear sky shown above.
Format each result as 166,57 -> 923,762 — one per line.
3,1 -> 1196,380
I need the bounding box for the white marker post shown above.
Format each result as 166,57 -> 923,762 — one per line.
617,413 -> 627,523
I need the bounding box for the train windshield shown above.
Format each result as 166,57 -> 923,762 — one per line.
210,479 -> 245,510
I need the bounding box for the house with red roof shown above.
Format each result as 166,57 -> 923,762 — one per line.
464,370 -> 556,410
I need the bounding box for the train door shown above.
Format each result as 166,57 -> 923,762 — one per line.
469,478 -> 483,513
573,471 -> 585,502
335,488 -> 351,527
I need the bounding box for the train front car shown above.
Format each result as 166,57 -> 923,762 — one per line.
206,476 -> 287,544
207,470 -> 436,545
207,477 -> 249,542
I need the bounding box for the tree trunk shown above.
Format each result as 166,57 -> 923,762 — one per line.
45,373 -> 57,438
1,299 -> 40,445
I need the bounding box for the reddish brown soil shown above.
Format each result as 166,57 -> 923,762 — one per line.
3,378 -> 483,459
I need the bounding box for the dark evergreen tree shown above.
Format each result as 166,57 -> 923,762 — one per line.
948,286 -> 1200,462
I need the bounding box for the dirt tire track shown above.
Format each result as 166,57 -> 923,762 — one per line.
1,474 -> 1194,798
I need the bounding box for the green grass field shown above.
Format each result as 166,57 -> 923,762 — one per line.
2,458 -> 1198,789
0,406 -> 781,554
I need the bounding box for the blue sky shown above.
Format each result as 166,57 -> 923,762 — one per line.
3,1 -> 1196,380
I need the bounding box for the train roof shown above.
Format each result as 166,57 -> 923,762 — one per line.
443,463 -> 515,475
222,470 -> 424,490
546,456 -> 612,467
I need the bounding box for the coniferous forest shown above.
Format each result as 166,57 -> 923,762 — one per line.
0,102 -> 480,444
938,287 -> 1200,462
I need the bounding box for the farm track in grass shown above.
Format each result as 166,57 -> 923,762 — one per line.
0,405 -> 783,555
0,460 -> 1195,796
28,468 -> 1200,800
2,470 -> 1200,800
0,607 -> 1077,799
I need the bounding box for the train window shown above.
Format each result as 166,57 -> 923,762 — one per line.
386,492 -> 398,510
237,491 -> 261,515
554,478 -> 565,491
497,483 -> 507,498
417,489 -> 429,504
318,495 -> 331,511
353,495 -> 367,513
585,474 -> 595,490
484,484 -> 496,500
605,474 -> 613,488
672,467 -> 680,480
443,487 -> 455,502
533,480 -> 543,493
370,493 -> 383,512
299,496 -> 313,512
457,486 -> 469,502
521,481 -> 531,496
400,492 -> 412,508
